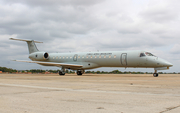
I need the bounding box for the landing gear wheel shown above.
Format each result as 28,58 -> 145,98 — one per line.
59,71 -> 65,76
153,73 -> 158,77
77,71 -> 82,76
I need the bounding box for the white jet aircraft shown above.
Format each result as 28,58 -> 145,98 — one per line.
10,38 -> 173,77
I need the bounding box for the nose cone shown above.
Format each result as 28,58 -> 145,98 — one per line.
163,61 -> 173,67
159,58 -> 173,67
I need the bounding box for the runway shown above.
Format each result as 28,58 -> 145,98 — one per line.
0,74 -> 180,113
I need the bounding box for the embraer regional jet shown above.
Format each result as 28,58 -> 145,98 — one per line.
10,38 -> 173,77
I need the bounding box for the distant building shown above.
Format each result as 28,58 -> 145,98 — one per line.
45,71 -> 50,74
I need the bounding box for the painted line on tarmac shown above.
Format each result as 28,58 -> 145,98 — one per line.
0,83 -> 179,96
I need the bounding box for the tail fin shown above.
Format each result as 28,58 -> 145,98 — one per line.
10,38 -> 43,54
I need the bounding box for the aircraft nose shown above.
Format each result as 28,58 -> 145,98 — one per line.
159,58 -> 173,67
163,61 -> 173,67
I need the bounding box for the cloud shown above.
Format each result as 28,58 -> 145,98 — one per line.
139,0 -> 179,23
2,0 -> 105,7
170,44 -> 180,54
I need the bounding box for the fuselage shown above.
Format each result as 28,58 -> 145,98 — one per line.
29,50 -> 173,70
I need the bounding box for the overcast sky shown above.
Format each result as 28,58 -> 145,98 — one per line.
0,0 -> 179,72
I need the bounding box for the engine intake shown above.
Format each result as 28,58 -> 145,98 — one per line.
44,52 -> 49,59
29,52 -> 49,61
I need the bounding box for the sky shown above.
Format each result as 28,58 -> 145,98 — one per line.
0,0 -> 180,73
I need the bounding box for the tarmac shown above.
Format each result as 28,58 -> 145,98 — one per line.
0,74 -> 180,113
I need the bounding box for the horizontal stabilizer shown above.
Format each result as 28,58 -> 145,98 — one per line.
13,60 -> 83,68
10,38 -> 43,43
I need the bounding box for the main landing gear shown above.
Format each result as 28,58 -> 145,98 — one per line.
77,70 -> 84,76
59,71 -> 65,76
58,68 -> 84,76
153,70 -> 158,77
59,68 -> 65,76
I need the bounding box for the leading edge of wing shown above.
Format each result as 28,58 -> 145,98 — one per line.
13,60 -> 83,67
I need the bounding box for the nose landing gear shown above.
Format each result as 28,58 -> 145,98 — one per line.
153,73 -> 158,77
153,70 -> 158,77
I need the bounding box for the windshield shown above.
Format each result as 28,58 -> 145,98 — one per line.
145,52 -> 154,56
140,53 -> 146,57
140,52 -> 156,57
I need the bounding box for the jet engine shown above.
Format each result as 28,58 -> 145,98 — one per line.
29,52 -> 49,61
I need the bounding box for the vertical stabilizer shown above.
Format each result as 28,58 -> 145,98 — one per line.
10,38 -> 43,54
27,40 -> 39,54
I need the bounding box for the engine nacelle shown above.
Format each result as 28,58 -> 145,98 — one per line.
29,52 -> 49,61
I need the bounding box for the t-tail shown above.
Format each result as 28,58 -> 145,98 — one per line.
10,38 -> 49,61
10,38 -> 43,54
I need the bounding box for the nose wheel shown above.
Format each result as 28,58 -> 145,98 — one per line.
153,73 -> 158,77
153,70 -> 158,77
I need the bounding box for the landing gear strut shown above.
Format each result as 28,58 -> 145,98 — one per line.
153,70 -> 158,77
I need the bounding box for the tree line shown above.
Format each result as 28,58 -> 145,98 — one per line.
0,66 -> 17,73
0,66 -> 178,74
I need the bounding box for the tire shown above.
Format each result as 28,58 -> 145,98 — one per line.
59,71 -> 65,76
77,71 -> 82,76
153,73 -> 158,77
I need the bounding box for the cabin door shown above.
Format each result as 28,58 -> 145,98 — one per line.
73,54 -> 78,61
121,53 -> 127,66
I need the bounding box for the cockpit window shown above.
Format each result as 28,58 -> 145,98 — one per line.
140,53 -> 145,57
145,52 -> 154,56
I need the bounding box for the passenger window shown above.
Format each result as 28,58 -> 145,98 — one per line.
82,56 -> 84,58
59,56 -> 61,59
104,55 -> 106,58
56,56 -> 58,59
63,56 -> 65,59
66,56 -> 68,59
91,56 -> 92,58
53,56 -> 55,59
95,55 -> 97,58
78,56 -> 80,59
114,55 -> 116,58
99,55 -> 101,58
109,55 -> 111,58
86,56 -> 88,58
70,57 -> 72,59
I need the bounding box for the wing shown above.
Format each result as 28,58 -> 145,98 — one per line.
13,60 -> 83,68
